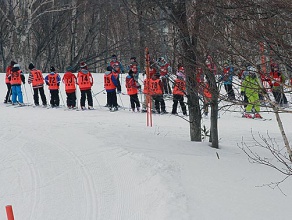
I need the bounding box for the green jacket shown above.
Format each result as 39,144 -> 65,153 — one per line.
241,75 -> 262,95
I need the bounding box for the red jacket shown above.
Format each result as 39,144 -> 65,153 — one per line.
5,66 -> 13,83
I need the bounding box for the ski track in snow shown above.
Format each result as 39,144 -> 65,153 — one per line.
3,74 -> 290,219
0,104 -> 189,219
18,145 -> 41,220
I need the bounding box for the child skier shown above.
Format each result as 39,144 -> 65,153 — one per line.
125,70 -> 141,112
28,63 -> 47,107
269,63 -> 288,107
220,62 -> 235,100
4,61 -> 16,104
62,66 -> 77,109
45,66 -> 61,107
104,66 -> 119,111
171,67 -> 187,115
9,63 -> 25,105
241,66 -> 262,118
149,72 -> 167,114
77,62 -> 94,110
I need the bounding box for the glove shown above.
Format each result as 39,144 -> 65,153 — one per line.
240,91 -> 245,96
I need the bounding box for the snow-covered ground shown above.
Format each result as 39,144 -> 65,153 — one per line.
0,72 -> 291,220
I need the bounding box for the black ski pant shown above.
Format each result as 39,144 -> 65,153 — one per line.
50,89 -> 59,107
116,77 -> 122,92
224,84 -> 235,100
66,91 -> 76,108
33,86 -> 47,105
272,90 -> 287,105
5,83 -> 12,102
172,94 -> 187,114
152,94 -> 166,113
161,77 -> 172,94
80,89 -> 93,107
129,94 -> 140,109
107,91 -> 118,108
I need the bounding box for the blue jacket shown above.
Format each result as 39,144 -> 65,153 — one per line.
45,72 -> 61,86
220,66 -> 234,85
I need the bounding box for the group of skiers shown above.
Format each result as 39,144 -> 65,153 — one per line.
224,61 -> 290,119
4,55 -> 290,118
3,55 -> 185,114
4,61 -> 94,110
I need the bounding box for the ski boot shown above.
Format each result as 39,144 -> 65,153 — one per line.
254,113 -> 262,119
243,112 -> 253,118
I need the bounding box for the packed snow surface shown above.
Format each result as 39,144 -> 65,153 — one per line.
0,73 -> 291,220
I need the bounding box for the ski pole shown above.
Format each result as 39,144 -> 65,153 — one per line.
92,89 -> 105,97
76,89 -> 79,109
118,93 -> 125,109
91,90 -> 102,109
59,88 -> 66,107
23,84 -> 29,104
29,84 -> 34,96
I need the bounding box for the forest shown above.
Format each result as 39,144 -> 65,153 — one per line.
1,0 -> 292,150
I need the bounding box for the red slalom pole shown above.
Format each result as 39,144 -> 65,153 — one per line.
6,205 -> 15,220
145,47 -> 153,127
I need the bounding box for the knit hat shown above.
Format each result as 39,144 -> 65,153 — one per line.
178,66 -> 184,72
66,66 -> 73,71
13,63 -> 20,68
50,66 -> 55,72
28,63 -> 35,70
80,62 -> 87,68
111,54 -> 117,59
10,61 -> 17,66
106,66 -> 113,71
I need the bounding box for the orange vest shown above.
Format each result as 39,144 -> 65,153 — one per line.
173,79 -> 186,96
30,69 -> 44,86
203,83 -> 212,99
149,78 -> 163,95
125,78 -> 138,95
10,70 -> 22,85
48,74 -> 59,90
77,71 -> 93,90
104,73 -> 116,90
5,66 -> 12,83
143,79 -> 150,94
62,72 -> 76,91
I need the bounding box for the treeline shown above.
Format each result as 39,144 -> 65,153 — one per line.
0,0 -> 291,75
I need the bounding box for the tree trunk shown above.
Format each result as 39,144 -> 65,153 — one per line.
206,69 -> 219,148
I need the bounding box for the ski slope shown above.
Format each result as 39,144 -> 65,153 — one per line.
0,72 -> 291,220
